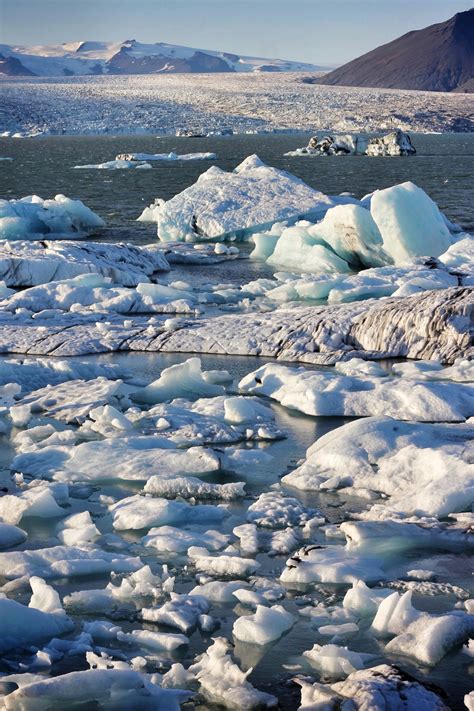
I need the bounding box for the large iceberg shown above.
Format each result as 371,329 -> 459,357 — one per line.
151,155 -> 336,242
286,129 -> 416,157
0,195 -> 105,240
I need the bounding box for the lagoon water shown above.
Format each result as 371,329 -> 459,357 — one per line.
0,134 -> 473,709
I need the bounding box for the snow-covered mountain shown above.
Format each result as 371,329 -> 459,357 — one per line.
0,39 -> 327,77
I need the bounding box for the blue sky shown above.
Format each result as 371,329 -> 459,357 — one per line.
1,0 -> 472,64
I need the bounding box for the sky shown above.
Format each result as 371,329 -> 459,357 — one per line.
1,0 -> 473,65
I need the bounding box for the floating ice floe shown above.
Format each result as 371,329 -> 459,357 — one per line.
142,526 -> 230,554
73,159 -> 152,169
188,546 -> 260,578
132,357 -> 226,403
0,195 -> 105,240
240,363 -> 474,421
0,667 -> 191,710
13,435 -> 220,483
0,480 -> 68,525
117,151 -> 216,161
285,130 -> 416,157
280,519 -> 474,584
0,578 -> 73,654
247,492 -> 317,528
189,637 -> 277,709
0,522 -> 27,549
142,592 -> 210,633
0,545 -> 140,580
233,604 -> 295,645
150,155 -> 336,242
109,495 -> 227,530
294,664 -> 449,710
120,394 -> 281,445
302,643 -> 374,680
282,417 -> 474,518
0,240 -> 169,287
371,590 -> 474,666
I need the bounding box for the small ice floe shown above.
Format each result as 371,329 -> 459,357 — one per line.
0,195 -> 105,240
0,480 -> 68,525
0,274 -> 198,316
151,154 -> 335,242
302,643 -> 374,681
13,437 -> 220,483
109,494 -> 228,530
73,159 -> 152,169
64,564 -> 174,613
124,394 -> 281,446
280,519 -> 474,585
132,357 -> 227,403
189,637 -> 278,709
189,580 -> 247,604
372,590 -> 474,666
233,604 -> 295,645
282,417 -> 474,518
15,376 -> 128,424
240,363 -> 474,421
0,240 -> 169,288
0,577 -> 73,654
142,592 -> 210,634
0,545 -> 141,580
143,475 -> 245,501
0,667 -> 191,709
247,492 -> 318,528
187,546 -> 260,578
117,151 -> 216,161
294,664 -> 449,710
285,129 -> 416,157
0,522 -> 27,549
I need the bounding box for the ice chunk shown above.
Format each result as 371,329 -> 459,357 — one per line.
247,492 -> 317,528
142,525 -> 230,554
0,194 -> 105,240
142,592 -> 210,633
0,522 -> 27,549
370,182 -> 452,263
233,604 -> 294,645
188,547 -> 260,578
155,155 -> 335,242
132,358 -> 225,403
303,643 -> 371,680
189,637 -> 277,709
73,159 -> 152,169
267,225 -> 351,274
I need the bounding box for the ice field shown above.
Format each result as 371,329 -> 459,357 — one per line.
0,132 -> 472,709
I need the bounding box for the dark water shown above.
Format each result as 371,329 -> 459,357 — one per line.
1,133 -> 474,246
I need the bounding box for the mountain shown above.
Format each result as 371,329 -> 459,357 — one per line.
0,39 -> 327,77
318,9 -> 474,92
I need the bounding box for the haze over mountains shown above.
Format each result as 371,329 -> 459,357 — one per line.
318,9 -> 474,92
0,39 -> 327,77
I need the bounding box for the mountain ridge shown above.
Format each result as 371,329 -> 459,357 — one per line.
318,9 -> 474,92
0,39 -> 330,77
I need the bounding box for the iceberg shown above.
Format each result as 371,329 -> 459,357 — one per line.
286,130 -> 416,157
153,155 -> 335,242
109,494 -> 227,530
0,195 -> 105,240
233,604 -> 295,645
